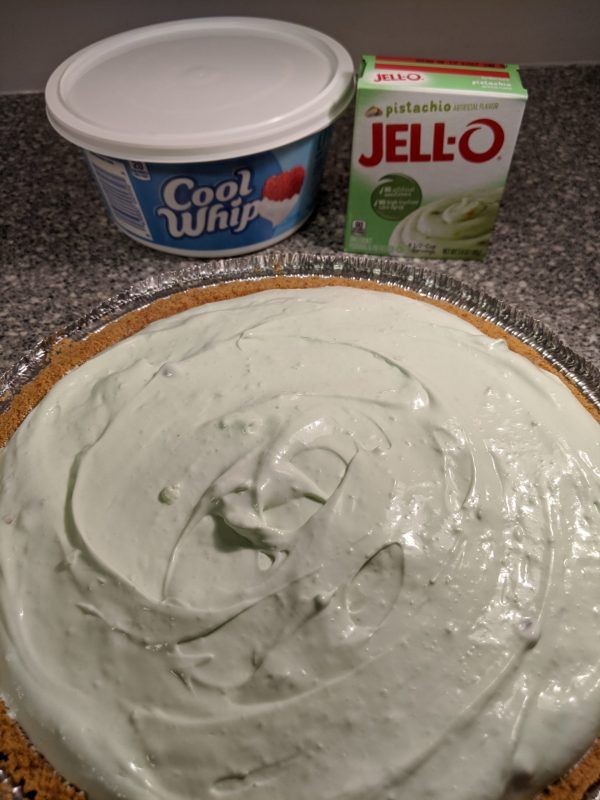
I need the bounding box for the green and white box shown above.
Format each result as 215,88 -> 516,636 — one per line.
345,57 -> 527,260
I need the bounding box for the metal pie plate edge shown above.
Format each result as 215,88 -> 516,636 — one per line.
0,251 -> 599,800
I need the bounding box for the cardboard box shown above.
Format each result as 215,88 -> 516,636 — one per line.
345,57 -> 527,260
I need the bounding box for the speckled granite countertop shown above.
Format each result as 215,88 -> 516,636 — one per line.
1,65 -> 599,374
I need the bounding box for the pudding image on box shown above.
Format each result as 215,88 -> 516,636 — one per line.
345,57 -> 527,260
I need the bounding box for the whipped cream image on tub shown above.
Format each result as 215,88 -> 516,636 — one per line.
345,56 -> 527,260
45,18 -> 354,257
0,286 -> 599,800
256,193 -> 302,227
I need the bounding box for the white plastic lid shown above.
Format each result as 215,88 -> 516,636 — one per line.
45,17 -> 355,163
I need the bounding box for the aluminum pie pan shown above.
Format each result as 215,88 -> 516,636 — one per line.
1,251 -> 599,416
0,251 -> 599,800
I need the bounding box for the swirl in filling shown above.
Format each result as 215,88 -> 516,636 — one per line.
0,286 -> 599,800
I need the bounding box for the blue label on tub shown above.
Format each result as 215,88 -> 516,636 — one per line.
86,130 -> 331,255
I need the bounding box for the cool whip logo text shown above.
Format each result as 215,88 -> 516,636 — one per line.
157,169 -> 258,238
359,118 -> 505,166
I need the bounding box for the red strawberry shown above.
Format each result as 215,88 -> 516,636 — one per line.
262,165 -> 305,201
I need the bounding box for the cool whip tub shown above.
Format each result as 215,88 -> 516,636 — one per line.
345,57 -> 527,260
45,18 -> 354,257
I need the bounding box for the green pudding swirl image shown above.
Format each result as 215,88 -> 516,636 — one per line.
389,187 -> 503,257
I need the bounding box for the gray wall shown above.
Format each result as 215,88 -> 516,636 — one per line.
2,0 -> 599,93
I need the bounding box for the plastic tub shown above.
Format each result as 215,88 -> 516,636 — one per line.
45,18 -> 355,257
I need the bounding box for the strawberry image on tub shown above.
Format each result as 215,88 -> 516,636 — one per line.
257,166 -> 306,227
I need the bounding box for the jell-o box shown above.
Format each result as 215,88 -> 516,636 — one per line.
345,57 -> 527,260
